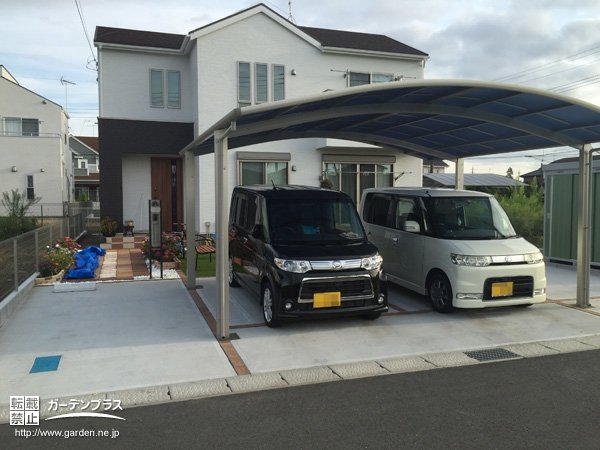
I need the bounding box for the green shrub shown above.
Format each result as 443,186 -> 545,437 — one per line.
496,179 -> 544,248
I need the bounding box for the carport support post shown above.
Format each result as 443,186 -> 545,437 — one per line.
576,144 -> 593,308
215,128 -> 230,340
184,149 -> 196,289
455,158 -> 465,190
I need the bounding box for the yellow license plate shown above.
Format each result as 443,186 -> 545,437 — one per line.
313,292 -> 341,308
491,281 -> 514,298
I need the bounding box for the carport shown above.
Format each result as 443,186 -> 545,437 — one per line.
181,79 -> 600,339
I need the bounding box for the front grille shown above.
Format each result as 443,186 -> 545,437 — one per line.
298,275 -> 374,303
483,276 -> 534,300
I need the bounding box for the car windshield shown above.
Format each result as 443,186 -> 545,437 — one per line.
267,197 -> 366,244
423,196 -> 517,239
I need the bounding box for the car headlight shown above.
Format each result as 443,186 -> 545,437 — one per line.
274,258 -> 312,273
361,253 -> 383,270
525,251 -> 544,264
451,254 -> 492,267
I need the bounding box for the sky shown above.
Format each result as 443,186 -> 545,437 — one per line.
2,0 -> 600,177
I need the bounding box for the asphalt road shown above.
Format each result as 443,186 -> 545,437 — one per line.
3,349 -> 600,449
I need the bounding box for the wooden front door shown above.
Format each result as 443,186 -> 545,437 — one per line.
150,158 -> 183,232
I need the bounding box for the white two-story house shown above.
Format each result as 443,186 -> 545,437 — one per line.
94,3 -> 429,232
0,65 -> 72,209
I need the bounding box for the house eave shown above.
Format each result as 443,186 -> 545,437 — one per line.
321,46 -> 429,61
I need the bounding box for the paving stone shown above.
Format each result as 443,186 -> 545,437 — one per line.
329,361 -> 389,379
378,356 -> 437,373
280,366 -> 340,385
577,334 -> 600,348
422,351 -> 480,367
106,386 -> 170,407
504,342 -> 561,358
540,338 -> 596,353
169,379 -> 231,400
226,373 -> 287,392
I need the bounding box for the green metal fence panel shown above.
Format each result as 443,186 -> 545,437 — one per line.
547,174 -> 576,259
546,172 -> 600,264
593,173 -> 600,264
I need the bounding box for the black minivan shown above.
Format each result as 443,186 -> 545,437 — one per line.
229,185 -> 387,327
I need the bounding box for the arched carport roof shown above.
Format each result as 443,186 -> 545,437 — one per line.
184,79 -> 600,159
181,79 -> 600,339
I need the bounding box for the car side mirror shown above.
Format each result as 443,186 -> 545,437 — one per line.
404,220 -> 420,233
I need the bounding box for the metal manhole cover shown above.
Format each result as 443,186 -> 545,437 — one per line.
464,348 -> 520,362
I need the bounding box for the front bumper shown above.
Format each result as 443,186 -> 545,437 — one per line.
273,268 -> 388,319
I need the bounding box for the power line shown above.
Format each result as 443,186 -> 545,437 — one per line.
494,43 -> 600,82
74,0 -> 97,70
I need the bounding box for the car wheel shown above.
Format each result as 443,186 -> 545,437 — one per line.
428,272 -> 454,313
228,257 -> 239,287
261,281 -> 281,328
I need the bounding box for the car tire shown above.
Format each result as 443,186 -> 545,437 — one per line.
428,272 -> 454,313
261,281 -> 281,328
228,257 -> 239,287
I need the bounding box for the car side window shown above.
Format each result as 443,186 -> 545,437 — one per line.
364,193 -> 392,226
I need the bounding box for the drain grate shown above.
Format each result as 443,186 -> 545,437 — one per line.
464,348 -> 520,362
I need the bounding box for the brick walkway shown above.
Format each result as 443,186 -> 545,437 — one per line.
97,249 -> 149,281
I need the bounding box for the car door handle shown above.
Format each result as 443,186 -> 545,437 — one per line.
392,237 -> 398,244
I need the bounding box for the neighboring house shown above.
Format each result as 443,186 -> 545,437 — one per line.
94,3 -> 429,232
422,158 -> 449,173
542,155 -> 600,266
521,167 -> 543,186
423,173 -> 526,193
0,65 -> 72,209
70,136 -> 100,202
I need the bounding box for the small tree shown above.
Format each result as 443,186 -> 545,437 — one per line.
506,167 -> 514,179
0,189 -> 40,239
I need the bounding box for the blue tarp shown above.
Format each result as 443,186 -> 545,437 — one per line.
64,246 -> 106,280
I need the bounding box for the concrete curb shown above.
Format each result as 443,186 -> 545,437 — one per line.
2,334 -> 600,424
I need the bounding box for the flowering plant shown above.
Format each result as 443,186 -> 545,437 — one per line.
142,233 -> 184,262
38,237 -> 81,276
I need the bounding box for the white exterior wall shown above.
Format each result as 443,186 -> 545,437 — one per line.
194,12 -> 425,231
0,78 -> 71,207
98,49 -> 192,123
122,155 -> 152,230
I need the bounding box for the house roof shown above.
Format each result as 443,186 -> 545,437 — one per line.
423,158 -> 449,168
75,136 -> 99,152
70,136 -> 99,158
94,26 -> 186,50
94,3 -> 427,57
423,173 -> 525,187
299,26 -> 427,56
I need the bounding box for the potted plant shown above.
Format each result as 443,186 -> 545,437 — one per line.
35,237 -> 80,285
100,216 -> 118,237
142,233 -> 184,269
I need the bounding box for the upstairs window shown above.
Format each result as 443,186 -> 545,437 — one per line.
1,117 -> 39,136
237,61 -> 285,106
273,65 -> 285,101
150,69 -> 181,109
167,71 -> 181,108
150,69 -> 164,107
349,72 -> 394,87
255,63 -> 268,103
238,62 -> 251,107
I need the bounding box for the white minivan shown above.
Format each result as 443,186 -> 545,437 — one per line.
360,188 -> 546,312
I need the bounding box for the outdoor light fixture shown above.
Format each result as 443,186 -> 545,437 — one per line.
291,69 -> 297,75
11,166 -> 17,172
40,168 -> 45,173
